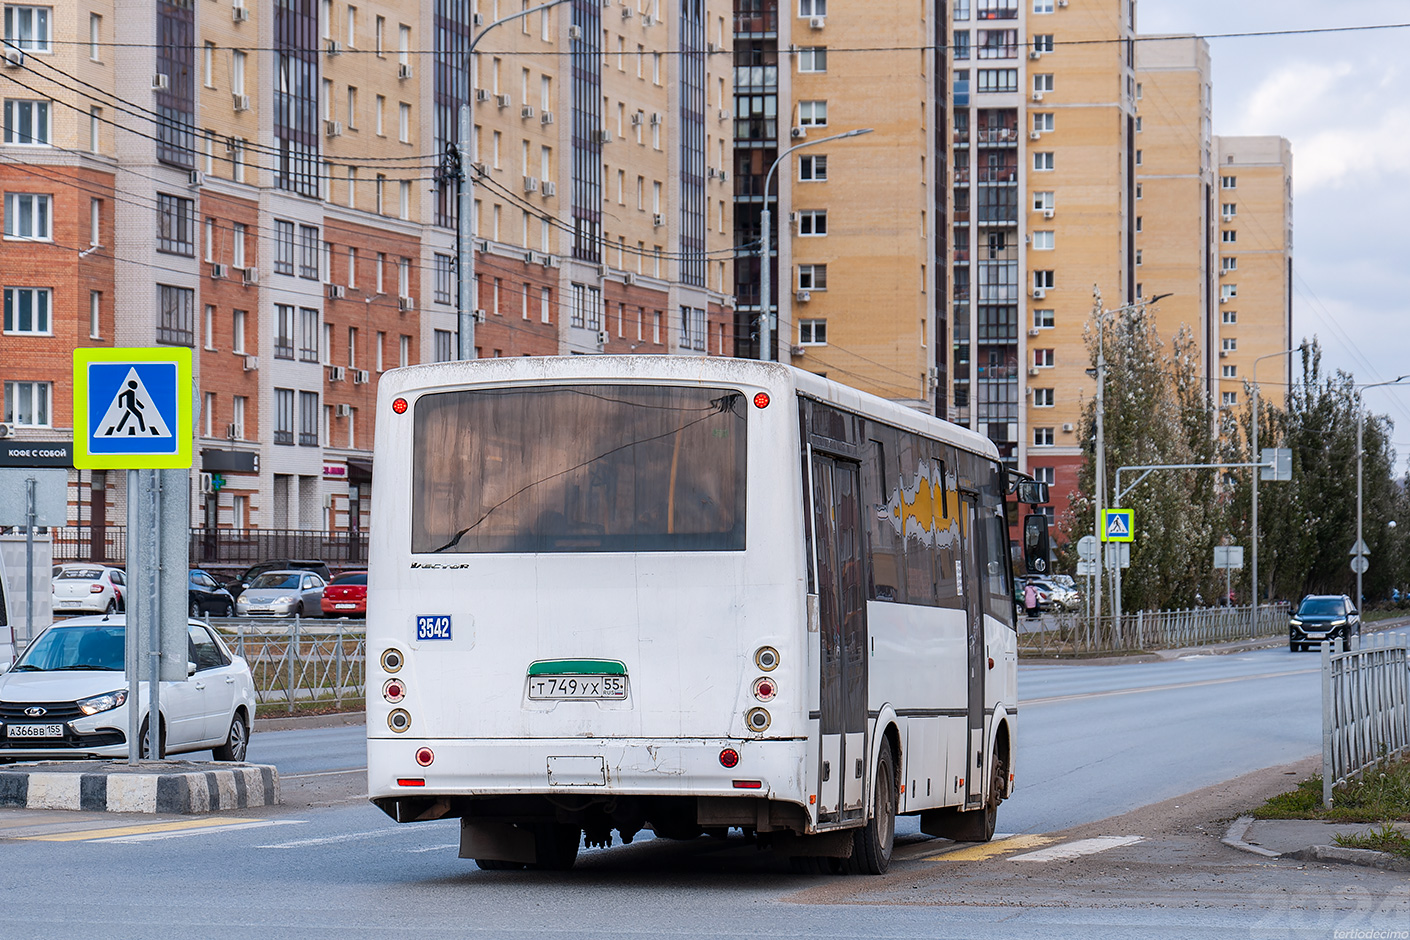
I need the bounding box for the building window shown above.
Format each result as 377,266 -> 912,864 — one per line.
1033,427 -> 1054,446
1222,364 -> 1237,379
299,307 -> 319,362
232,309 -> 247,354
1221,229 -> 1237,244
1135,149 -> 1142,166
3,191 -> 50,239
1033,73 -> 1054,93
1221,284 -> 1237,301
274,220 -> 295,275
680,306 -> 706,351
3,98 -> 49,145
1222,202 -> 1236,218
1032,191 -> 1054,211
155,194 -> 195,255
977,28 -> 1017,58
1033,0 -> 1053,12
299,390 -> 319,446
799,154 -> 827,181
1033,388 -> 1054,407
1222,310 -> 1237,325
953,30 -> 970,59
977,69 -> 1018,93
3,5 -> 50,51
1032,230 -> 1054,250
3,379 -> 49,426
954,0 -> 969,20
1135,216 -> 1142,233
155,284 -> 194,345
274,388 -> 294,445
3,286 -> 49,334
433,329 -> 453,362
798,46 -> 827,72
799,0 -> 826,15
89,290 -> 101,338
799,318 -> 827,345
1033,349 -> 1054,368
398,102 -> 410,142
1033,33 -> 1053,53
298,224 -> 320,279
1222,337 -> 1237,353
1221,175 -> 1236,189
1033,152 -> 1054,171
541,287 -> 552,323
1033,270 -> 1054,290
797,210 -> 827,236
1221,256 -> 1237,272
798,264 -> 827,290
1222,391 -> 1237,407
399,333 -> 410,366
1033,112 -> 1054,133
1033,308 -> 1054,329
434,253 -> 453,305
274,304 -> 295,359
798,100 -> 827,127
203,304 -> 215,349
1135,183 -> 1142,199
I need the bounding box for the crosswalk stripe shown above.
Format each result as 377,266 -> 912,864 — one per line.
98,820 -> 305,843
257,826 -> 427,849
1010,835 -> 1143,862
923,833 -> 1053,862
19,816 -> 258,842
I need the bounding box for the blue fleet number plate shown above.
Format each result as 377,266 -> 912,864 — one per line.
416,615 -> 453,640
528,675 -> 627,701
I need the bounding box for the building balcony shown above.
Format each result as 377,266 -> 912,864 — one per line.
977,167 -> 1018,183
976,127 -> 1019,145
733,9 -> 778,34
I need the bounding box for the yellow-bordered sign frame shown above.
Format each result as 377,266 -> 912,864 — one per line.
73,347 -> 193,469
1100,508 -> 1135,542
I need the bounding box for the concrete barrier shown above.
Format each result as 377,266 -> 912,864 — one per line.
0,761 -> 279,814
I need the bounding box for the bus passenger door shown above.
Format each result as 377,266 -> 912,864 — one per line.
958,493 -> 986,809
809,453 -> 868,825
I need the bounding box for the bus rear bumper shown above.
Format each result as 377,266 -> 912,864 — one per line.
367,736 -> 808,805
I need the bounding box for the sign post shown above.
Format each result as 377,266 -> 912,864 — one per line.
0,468 -> 66,643
73,348 -> 193,764
1213,544 -> 1245,607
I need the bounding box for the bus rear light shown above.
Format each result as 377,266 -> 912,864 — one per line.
752,677 -> 776,702
388,708 -> 412,733
383,679 -> 406,703
754,646 -> 779,671
380,648 -> 404,673
415,747 -> 434,766
719,748 -> 739,768
732,780 -> 762,789
397,778 -> 425,787
392,397 -> 408,414
745,707 -> 771,732
752,392 -> 770,409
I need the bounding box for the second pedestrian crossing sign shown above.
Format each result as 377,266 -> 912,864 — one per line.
1101,508 -> 1135,542
73,347 -> 192,469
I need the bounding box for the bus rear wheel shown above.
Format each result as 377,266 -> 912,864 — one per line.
528,823 -> 582,871
850,743 -> 897,874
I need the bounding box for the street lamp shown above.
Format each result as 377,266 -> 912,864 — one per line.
1090,291 -> 1170,628
1249,342 -> 1309,621
1353,375 -> 1409,609
758,127 -> 872,362
456,0 -> 573,360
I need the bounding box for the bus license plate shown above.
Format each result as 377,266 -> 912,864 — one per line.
528,675 -> 627,701
7,724 -> 65,738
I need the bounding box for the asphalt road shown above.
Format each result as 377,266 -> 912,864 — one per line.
3,642 -> 1406,939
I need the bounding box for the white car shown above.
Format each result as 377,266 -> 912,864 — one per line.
52,565 -> 127,615
0,615 -> 256,762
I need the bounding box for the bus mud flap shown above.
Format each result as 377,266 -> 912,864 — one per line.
459,819 -> 537,863
770,829 -> 855,858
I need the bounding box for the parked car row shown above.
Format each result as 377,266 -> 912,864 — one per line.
1015,575 -> 1082,614
50,560 -> 368,620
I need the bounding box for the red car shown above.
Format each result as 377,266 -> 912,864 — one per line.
321,570 -> 367,617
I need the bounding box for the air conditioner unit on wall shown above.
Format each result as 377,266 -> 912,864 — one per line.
1029,49 -> 1042,60
796,290 -> 811,303
790,126 -> 807,139
232,4 -> 249,23
243,356 -> 259,372
398,63 -> 414,80
398,296 -> 415,312
540,110 -> 555,125
1032,288 -> 1046,299
327,284 -> 345,299
2,48 -> 23,67
326,40 -> 342,55
325,120 -> 343,137
328,365 -> 346,382
1030,131 -> 1042,140
809,16 -> 825,29
542,181 -> 556,196
352,369 -> 371,384
631,112 -> 644,126
232,94 -> 251,112
495,93 -> 511,108
1063,423 -> 1075,432
523,176 -> 539,193
335,404 -> 353,418
152,73 -> 169,90
1028,366 -> 1040,376
790,345 -> 805,357
242,266 -> 259,285
652,213 -> 664,227
1031,91 -> 1044,102
475,89 -> 491,102
211,263 -> 228,280
596,330 -> 610,346
522,104 -> 536,119
225,423 -> 240,440
1042,208 -> 1054,219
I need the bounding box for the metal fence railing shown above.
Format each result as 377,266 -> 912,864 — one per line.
1322,631 -> 1410,808
1018,603 -> 1291,657
205,617 -> 366,714
50,526 -> 370,570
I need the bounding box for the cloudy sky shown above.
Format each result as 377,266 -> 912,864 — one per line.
1140,0 -> 1410,463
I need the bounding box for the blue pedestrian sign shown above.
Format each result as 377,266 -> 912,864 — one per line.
1101,508 -> 1135,542
73,348 -> 193,469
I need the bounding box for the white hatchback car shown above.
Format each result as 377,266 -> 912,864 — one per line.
0,614 -> 256,762
52,565 -> 127,615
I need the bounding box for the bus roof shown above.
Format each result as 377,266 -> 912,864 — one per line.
379,356 -> 1001,462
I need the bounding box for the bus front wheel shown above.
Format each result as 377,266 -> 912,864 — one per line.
850,743 -> 898,874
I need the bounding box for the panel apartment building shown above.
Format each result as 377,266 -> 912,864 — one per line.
0,0 -> 735,557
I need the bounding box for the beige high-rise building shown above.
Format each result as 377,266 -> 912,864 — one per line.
1213,136 -> 1294,411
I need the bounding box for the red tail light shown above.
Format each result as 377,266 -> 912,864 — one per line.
732,780 -> 762,789
719,748 -> 739,768
396,778 -> 425,787
90,584 -> 103,593
415,747 -> 434,767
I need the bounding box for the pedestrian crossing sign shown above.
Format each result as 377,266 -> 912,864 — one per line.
1101,508 -> 1135,542
73,347 -> 193,469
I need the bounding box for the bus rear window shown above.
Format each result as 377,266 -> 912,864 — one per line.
412,385 -> 747,553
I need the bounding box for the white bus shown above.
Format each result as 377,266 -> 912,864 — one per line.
367,357 -> 1031,873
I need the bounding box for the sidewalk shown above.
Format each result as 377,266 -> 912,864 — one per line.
1224,816 -> 1410,872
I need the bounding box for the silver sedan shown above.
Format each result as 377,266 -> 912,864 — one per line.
235,570 -> 326,618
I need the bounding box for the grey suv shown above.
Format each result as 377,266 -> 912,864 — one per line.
1289,594 -> 1361,652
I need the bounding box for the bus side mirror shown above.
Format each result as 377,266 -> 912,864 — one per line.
1023,514 -> 1050,575
1015,480 -> 1049,505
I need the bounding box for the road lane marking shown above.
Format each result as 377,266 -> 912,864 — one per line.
280,768 -> 367,780
98,820 -> 305,843
406,842 -> 460,853
19,816 -> 259,842
1021,668 -> 1318,708
1010,835 -> 1143,862
923,834 -> 1053,861
257,826 -> 429,849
